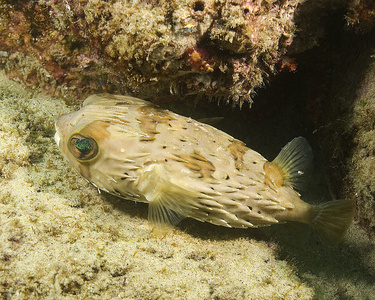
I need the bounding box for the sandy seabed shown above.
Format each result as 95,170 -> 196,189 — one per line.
0,71 -> 374,299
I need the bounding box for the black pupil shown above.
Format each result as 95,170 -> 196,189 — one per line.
75,138 -> 92,155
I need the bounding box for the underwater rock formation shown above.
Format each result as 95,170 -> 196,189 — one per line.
0,0 -> 301,105
0,0 -> 367,106
291,0 -> 375,240
349,56 -> 375,239
319,31 -> 375,240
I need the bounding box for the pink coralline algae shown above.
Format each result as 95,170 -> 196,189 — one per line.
184,47 -> 215,72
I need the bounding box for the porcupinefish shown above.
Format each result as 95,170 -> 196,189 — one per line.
55,94 -> 356,244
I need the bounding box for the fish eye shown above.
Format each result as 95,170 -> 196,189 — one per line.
68,134 -> 98,161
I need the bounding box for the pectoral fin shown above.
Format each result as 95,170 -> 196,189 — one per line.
148,198 -> 186,236
138,164 -> 202,235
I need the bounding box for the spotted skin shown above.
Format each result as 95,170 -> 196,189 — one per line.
55,94 -> 355,244
228,139 -> 248,171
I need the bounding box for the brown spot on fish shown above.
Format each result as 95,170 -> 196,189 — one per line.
263,161 -> 286,189
80,120 -> 111,143
173,151 -> 216,179
137,105 -> 176,141
228,139 -> 248,171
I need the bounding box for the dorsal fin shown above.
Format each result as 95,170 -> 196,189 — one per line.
264,137 -> 313,192
197,117 -> 224,125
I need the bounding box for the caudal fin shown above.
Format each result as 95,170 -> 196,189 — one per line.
311,199 -> 356,245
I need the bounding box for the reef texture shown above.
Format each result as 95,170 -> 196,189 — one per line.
0,0 -> 303,106
349,57 -> 375,239
346,0 -> 375,33
1,1 -> 375,298
0,0 -> 371,106
317,30 -> 375,240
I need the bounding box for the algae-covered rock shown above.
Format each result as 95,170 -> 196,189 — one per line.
1,0 -> 363,106
0,0 -> 304,106
350,61 -> 375,237
346,0 -> 375,33
321,33 -> 375,240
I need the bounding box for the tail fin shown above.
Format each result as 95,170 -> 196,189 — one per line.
311,199 -> 356,245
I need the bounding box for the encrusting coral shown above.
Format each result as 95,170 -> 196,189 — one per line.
0,0 -> 373,106
0,0 -> 301,106
321,38 -> 375,240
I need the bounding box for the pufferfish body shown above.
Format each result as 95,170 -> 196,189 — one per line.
55,94 -> 355,244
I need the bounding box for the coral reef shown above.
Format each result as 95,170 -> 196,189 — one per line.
1,0 -> 373,106
317,31 -> 375,240
1,0 -> 375,298
0,0 -> 316,105
2,0 -> 372,106
346,0 -> 375,33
